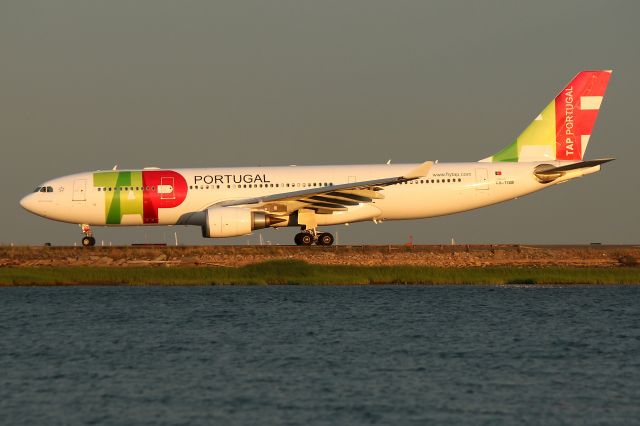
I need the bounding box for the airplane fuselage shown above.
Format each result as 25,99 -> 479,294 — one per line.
20,161 -> 599,229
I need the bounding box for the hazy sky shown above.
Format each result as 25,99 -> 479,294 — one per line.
1,0 -> 638,246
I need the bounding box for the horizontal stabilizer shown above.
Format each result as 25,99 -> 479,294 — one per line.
535,158 -> 614,175
534,158 -> 614,183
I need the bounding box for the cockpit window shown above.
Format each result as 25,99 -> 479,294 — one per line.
46,186 -> 53,192
33,187 -> 42,192
40,187 -> 47,192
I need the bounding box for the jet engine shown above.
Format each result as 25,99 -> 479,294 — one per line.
202,207 -> 284,238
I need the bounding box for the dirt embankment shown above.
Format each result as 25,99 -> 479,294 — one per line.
0,245 -> 638,268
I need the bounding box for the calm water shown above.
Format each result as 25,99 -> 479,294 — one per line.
1,285 -> 639,425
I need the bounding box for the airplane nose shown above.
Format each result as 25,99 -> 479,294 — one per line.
19,194 -> 35,212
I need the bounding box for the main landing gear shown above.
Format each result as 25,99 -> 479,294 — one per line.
294,230 -> 334,246
80,224 -> 96,247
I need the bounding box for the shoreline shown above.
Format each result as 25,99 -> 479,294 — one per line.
2,244 -> 639,268
2,245 -> 638,285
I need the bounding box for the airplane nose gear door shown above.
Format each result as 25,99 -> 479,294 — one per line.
73,179 -> 87,201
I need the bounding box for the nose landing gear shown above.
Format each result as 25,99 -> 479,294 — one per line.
80,224 -> 96,247
294,229 -> 335,246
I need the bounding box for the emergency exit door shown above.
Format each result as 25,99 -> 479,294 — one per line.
475,169 -> 489,190
158,177 -> 175,200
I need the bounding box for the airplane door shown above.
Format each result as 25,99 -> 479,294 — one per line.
73,179 -> 87,201
158,177 -> 175,200
475,169 -> 489,190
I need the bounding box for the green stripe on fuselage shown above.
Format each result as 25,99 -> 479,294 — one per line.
93,171 -> 143,224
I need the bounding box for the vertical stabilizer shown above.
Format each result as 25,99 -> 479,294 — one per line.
481,70 -> 612,162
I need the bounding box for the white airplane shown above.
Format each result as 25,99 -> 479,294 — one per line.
21,70 -> 613,247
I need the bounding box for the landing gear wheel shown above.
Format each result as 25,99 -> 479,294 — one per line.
82,236 -> 96,247
316,233 -> 334,246
300,233 -> 314,246
294,232 -> 314,246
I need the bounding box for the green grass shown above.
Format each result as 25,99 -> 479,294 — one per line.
1,260 -> 639,286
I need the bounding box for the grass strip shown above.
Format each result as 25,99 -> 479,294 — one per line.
1,260 -> 640,286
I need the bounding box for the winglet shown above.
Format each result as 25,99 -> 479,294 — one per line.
403,161 -> 433,179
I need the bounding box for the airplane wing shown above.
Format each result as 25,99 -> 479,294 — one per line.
213,160 -> 433,214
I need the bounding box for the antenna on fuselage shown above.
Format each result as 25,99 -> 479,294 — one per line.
112,165 -> 118,170
386,159 -> 391,164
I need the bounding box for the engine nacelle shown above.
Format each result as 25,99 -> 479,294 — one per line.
202,207 -> 282,238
